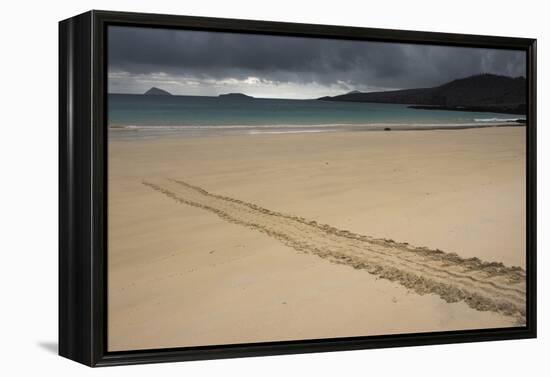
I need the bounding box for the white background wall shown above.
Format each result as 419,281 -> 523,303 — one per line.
0,0 -> 546,375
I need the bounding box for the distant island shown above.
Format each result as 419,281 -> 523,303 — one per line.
144,87 -> 172,96
218,93 -> 254,99
319,74 -> 526,115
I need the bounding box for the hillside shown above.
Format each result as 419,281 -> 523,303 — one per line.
319,74 -> 526,114
144,87 -> 172,96
218,93 -> 254,99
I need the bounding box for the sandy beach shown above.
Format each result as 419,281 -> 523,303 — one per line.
108,126 -> 526,351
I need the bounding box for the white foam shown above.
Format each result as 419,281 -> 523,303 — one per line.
109,123 -> 351,130
474,118 -> 523,122
247,129 -> 335,135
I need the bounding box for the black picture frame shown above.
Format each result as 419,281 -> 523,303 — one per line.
59,10 -> 537,367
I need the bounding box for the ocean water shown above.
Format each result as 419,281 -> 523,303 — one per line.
108,94 -> 525,139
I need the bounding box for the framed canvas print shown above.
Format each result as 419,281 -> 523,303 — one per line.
59,10 -> 536,367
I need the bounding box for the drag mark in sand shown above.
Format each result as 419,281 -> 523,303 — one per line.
143,178 -> 526,324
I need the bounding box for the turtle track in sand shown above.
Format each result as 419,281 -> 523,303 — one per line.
143,178 -> 526,324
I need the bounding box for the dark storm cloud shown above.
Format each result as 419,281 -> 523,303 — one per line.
108,26 -> 526,97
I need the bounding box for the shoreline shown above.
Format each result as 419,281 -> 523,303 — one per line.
108,122 -> 526,140
407,104 -> 526,115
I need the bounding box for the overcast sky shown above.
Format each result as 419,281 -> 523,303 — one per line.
108,26 -> 526,99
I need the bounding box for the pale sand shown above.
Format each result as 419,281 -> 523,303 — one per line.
108,127 -> 526,351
